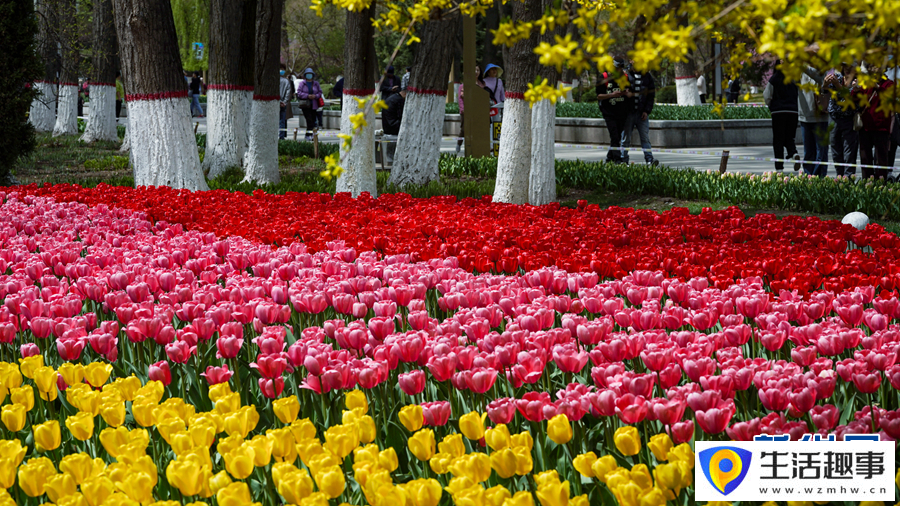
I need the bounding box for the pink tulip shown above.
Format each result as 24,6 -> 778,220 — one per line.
216,336 -> 243,359
398,370 -> 426,396
466,367 -> 498,394
695,405 -> 735,434
727,418 -> 761,441
487,397 -> 517,425
851,371 -> 882,394
669,420 -> 694,444
148,361 -> 172,386
422,401 -> 451,426
259,377 -> 285,398
20,343 -> 40,358
165,340 -> 195,364
615,393 -> 648,424
252,354 -> 289,379
201,365 -> 233,385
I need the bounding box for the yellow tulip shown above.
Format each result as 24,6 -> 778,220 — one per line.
83,362 -> 112,388
60,452 -> 94,484
134,379 -> 165,402
189,421 -> 217,448
505,491 -> 536,506
10,385 -> 34,411
1,404 -> 25,432
0,440 -> 26,464
648,433 -> 673,462
345,390 -> 368,413
606,468 -> 632,492
357,414 -> 376,444
404,478 -> 442,506
157,418 -> 186,446
546,414 -> 572,445
408,428 -> 435,461
429,452 -> 453,474
271,461 -> 298,490
512,446 -> 533,476
267,427 -> 297,463
100,401 -> 126,427
323,423 -> 359,458
216,434 -> 244,457
631,464 -> 653,490
536,480 -> 570,506
378,447 -> 399,472
273,396 -> 300,424
81,476 -> 115,506
33,420 -> 61,451
438,433 -> 466,458
216,481 -> 253,506
639,487 -> 668,506
485,424 -> 511,450
207,382 -> 233,402
452,484 -> 484,506
613,481 -> 643,506
489,448 -> 517,479
0,362 -> 22,390
468,453 -> 492,483
17,456 -> 56,497
131,398 -> 157,427
289,418 -> 317,442
614,426 -> 641,456
510,431 -> 533,450
653,462 -> 681,495
58,363 -> 84,388
18,355 -> 43,379
112,376 -> 142,402
484,484 -> 511,506
224,405 -> 259,438
223,445 -> 255,479
0,457 -> 17,489
307,452 -> 341,475
314,465 -> 345,498
591,455 -> 619,483
33,366 -> 57,393
166,458 -> 205,497
208,470 -> 233,496
444,476 -> 476,497
399,404 -> 424,432
214,392 -> 241,415
278,469 -> 314,504
296,439 -> 325,467
666,443 -> 694,468
570,494 -> 589,506
572,452 -> 597,478
170,431 -> 197,456
45,472 -> 78,502
534,470 -> 560,488
247,435 -> 274,467
459,411 -> 486,440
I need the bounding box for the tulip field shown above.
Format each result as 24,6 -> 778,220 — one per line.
0,184 -> 897,506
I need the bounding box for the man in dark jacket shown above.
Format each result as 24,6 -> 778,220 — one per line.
621,60 -> 657,165
381,66 -> 400,102
382,88 -> 405,135
764,66 -> 800,171
596,56 -> 632,163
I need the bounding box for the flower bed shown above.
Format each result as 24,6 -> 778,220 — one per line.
0,190 -> 896,505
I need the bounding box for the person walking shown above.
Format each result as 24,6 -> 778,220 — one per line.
382,88 -> 406,164
621,60 -> 658,165
697,73 -> 707,103
297,68 -> 323,141
279,64 -> 294,140
798,67 -> 829,177
115,71 -> 124,118
824,64 -> 858,176
381,66 -> 399,101
596,57 -> 631,163
853,63 -> 895,180
763,66 -> 800,171
482,64 -> 505,104
190,72 -> 204,117
727,77 -> 742,104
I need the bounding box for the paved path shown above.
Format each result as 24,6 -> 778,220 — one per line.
116,115 -> 822,177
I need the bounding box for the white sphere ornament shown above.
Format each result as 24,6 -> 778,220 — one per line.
841,212 -> 868,230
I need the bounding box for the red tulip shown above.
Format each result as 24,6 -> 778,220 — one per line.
614,393 -> 649,424
259,377 -> 285,399
851,371 -> 882,394
810,404 -> 839,431
466,367 -> 498,394
726,418 -> 761,441
487,397 -> 517,425
165,340 -> 195,364
149,360 -> 172,386
652,398 -> 686,426
201,365 -> 233,385
788,387 -> 816,414
422,401 -> 451,426
695,405 -> 735,434
669,420 -> 694,444
20,343 -> 40,358
56,336 -> 85,361
216,336 -> 243,359
758,387 -> 790,412
252,354 -> 289,379
398,370 -> 426,396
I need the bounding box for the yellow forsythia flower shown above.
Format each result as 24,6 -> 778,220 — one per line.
408,428 -> 435,461
614,426 -> 641,456
547,414 -> 572,445
459,411 -> 486,440
33,420 -> 61,451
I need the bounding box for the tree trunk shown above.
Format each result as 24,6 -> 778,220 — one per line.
528,19 -> 559,206
483,1 -> 500,68
30,0 -> 58,132
389,13 -> 460,188
204,0 -> 254,178
243,0 -> 282,184
493,0 -> 540,205
335,6 -> 377,197
81,0 -> 119,143
52,0 -> 78,137
675,59 -> 700,106
113,0 -> 208,190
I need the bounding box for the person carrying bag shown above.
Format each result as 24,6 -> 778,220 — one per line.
297,68 -> 323,141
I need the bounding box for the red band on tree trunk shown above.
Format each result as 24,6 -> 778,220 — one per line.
58,82 -> 78,87
343,88 -> 376,97
90,82 -> 116,87
126,90 -> 190,102
407,87 -> 447,96
506,92 -> 525,100
208,84 -> 255,91
34,80 -> 56,85
674,75 -> 697,80
253,95 -> 280,101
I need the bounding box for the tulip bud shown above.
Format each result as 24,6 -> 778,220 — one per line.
1,404 -> 25,432
572,452 -> 597,477
459,411 -> 486,440
547,414 -> 572,445
273,396 -> 300,424
614,426 -> 641,456
33,420 -> 61,452
648,433 -> 673,462
408,428 -> 436,461
399,404 -> 424,432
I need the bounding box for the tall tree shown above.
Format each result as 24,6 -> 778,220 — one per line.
52,0 -> 79,137
113,0 -> 208,190
81,0 -> 119,143
492,0 -> 540,204
242,0 -> 282,183
29,0 -> 58,132
203,0 -> 255,178
0,0 -> 42,183
334,6 -> 377,197
528,11 -> 560,207
675,57 -> 701,105
389,12 -> 460,187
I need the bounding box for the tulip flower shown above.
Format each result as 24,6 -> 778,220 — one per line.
81,476 -> 116,506
459,411 -> 486,440
547,414 -> 572,444
10,385 -> 34,411
1,404 -> 25,432
314,465 -> 345,498
83,362 -> 113,388
491,449 -> 518,479
33,420 -> 61,452
614,426 -> 641,456
278,468 -> 314,504
399,404 -> 424,432
399,370 -> 426,396
408,428 -> 436,461
648,433 -> 673,461
345,390 -> 368,413
217,481 -> 254,506
485,424 -> 511,451
273,396 -> 300,424
17,457 -> 56,497
148,360 -> 172,386
573,452 -> 597,477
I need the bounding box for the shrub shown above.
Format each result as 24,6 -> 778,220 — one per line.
656,85 -> 677,104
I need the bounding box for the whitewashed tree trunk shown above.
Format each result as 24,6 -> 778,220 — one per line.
388,92 -> 445,187
493,98 -> 532,204
243,98 -> 280,184
129,97 -> 209,190
676,77 -> 701,105
81,85 -> 118,142
52,84 -> 79,137
336,94 -> 376,196
528,98 -> 556,205
204,88 -> 252,178
120,124 -> 131,152
29,82 -> 56,132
